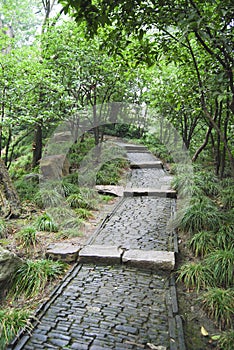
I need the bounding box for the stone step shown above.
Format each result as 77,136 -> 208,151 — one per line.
78,245 -> 175,271
78,245 -> 123,264
122,249 -> 175,271
124,188 -> 177,198
46,243 -> 82,262
130,161 -> 163,168
124,144 -> 149,152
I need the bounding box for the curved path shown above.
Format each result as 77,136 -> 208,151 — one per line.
7,144 -> 185,350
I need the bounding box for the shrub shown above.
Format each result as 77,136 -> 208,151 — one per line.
36,213 -> 58,232
16,226 -> 37,249
177,261 -> 213,291
10,259 -> 67,298
0,308 -> 31,349
199,288 -> 234,329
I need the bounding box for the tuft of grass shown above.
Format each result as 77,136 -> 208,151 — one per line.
189,230 -> 215,257
10,259 -> 67,298
57,229 -> 84,239
16,226 -> 37,249
219,186 -> 234,210
205,249 -> 234,288
35,188 -> 63,208
75,208 -> 93,220
176,195 -> 222,234
36,213 -> 58,232
199,288 -> 234,329
177,261 -> 213,292
61,217 -> 84,230
215,224 -> 234,251
218,329 -> 234,350
0,308 -> 32,349
0,219 -> 9,238
67,189 -> 97,210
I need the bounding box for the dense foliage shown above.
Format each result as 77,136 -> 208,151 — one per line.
0,0 -> 233,349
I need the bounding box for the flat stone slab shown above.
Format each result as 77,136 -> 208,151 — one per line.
124,144 -> 148,151
130,161 -> 163,169
46,243 -> 81,262
79,245 -> 123,264
122,250 -> 175,270
124,188 -> 177,198
95,185 -> 124,197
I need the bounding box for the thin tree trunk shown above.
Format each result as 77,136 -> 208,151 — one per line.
0,158 -> 21,218
32,123 -> 43,168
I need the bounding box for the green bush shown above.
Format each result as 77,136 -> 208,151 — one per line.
199,288 -> 234,329
16,226 -> 37,249
0,308 -> 31,349
10,259 -> 67,298
36,213 -> 58,232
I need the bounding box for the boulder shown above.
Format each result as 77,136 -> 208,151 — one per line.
0,247 -> 23,299
40,155 -> 70,179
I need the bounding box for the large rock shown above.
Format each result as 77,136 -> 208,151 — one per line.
0,247 -> 23,298
40,155 -> 70,179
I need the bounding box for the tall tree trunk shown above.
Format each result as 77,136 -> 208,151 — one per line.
0,159 -> 21,218
32,123 -> 43,168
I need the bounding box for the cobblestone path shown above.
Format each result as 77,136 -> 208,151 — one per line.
7,145 -> 185,350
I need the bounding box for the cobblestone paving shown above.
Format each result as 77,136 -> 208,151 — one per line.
91,197 -> 176,251
127,169 -> 173,189
8,144 -> 185,350
127,152 -> 157,163
17,265 -> 171,350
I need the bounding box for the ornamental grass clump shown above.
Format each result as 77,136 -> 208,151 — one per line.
177,261 -> 213,291
36,213 -> 58,232
189,230 -> 216,257
0,219 -> 9,238
176,195 -> 222,234
199,288 -> 234,329
218,329 -> 234,350
16,226 -> 37,249
0,308 -> 32,349
205,249 -> 234,288
10,259 -> 67,299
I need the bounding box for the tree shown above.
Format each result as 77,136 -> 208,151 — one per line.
59,0 -> 234,176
